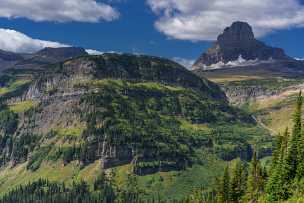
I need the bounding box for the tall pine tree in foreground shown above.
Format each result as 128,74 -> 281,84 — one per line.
285,91 -> 302,181
297,91 -> 304,180
266,128 -> 291,201
244,150 -> 264,203
217,166 -> 230,203
266,92 -> 303,201
230,159 -> 247,203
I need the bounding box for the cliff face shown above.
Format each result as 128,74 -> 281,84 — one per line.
193,21 -> 290,69
222,85 -> 274,104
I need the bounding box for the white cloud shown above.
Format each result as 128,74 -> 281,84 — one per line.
172,57 -> 195,69
0,0 -> 119,22
0,29 -> 68,53
147,0 -> 304,41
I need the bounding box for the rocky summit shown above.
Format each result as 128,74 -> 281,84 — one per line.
193,21 -> 290,69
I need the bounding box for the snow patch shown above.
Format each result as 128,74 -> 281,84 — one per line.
295,57 -> 304,61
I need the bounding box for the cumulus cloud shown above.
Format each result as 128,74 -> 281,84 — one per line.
172,57 -> 195,69
0,29 -> 68,53
147,0 -> 304,41
0,0 -> 119,22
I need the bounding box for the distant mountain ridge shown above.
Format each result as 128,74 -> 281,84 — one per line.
32,47 -> 88,62
0,50 -> 24,61
193,21 -> 291,70
0,47 -> 88,73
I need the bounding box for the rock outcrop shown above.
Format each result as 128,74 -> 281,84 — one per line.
193,21 -> 290,69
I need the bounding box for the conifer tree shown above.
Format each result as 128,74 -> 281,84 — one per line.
266,129 -> 291,201
297,92 -> 304,180
230,159 -> 247,203
217,166 -> 230,203
271,133 -> 283,169
281,128 -> 289,160
244,150 -> 264,203
285,92 -> 302,180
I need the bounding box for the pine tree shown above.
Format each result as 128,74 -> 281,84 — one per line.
269,128 -> 289,175
271,133 -> 283,169
297,93 -> 304,180
230,159 -> 247,203
217,166 -> 230,203
244,150 -> 264,203
281,128 -> 289,160
266,129 -> 291,201
285,92 -> 302,180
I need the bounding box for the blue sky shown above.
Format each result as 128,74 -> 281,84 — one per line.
0,0 -> 304,67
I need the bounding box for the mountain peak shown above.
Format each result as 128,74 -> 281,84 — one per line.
193,21 -> 290,69
218,21 -> 254,46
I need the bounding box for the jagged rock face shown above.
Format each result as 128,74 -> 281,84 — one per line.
218,22 -> 255,47
193,21 -> 290,68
